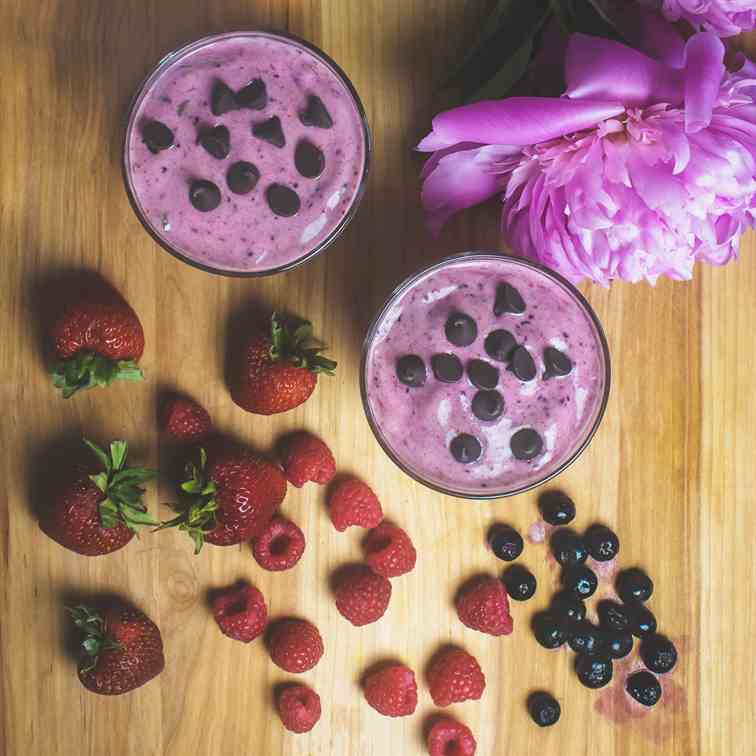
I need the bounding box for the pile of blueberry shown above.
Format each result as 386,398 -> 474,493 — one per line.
395,282 -> 574,465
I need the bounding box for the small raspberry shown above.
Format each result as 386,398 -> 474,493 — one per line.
328,478 -> 383,532
268,618 -> 324,673
455,575 -> 513,636
160,394 -> 213,443
334,564 -> 392,626
427,717 -> 477,756
281,432 -> 336,487
364,522 -> 417,578
211,583 -> 267,643
252,515 -> 305,571
427,648 -> 486,707
276,683 -> 322,733
363,663 -> 418,717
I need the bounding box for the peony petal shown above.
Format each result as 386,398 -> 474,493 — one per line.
418,97 -> 624,147
682,33 -> 725,133
420,142 -> 480,180
565,33 -> 684,107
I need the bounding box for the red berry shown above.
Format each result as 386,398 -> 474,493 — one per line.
364,522 -> 417,578
334,564 -> 392,627
160,395 -> 212,443
455,575 -> 513,636
268,619 -> 324,673
328,478 -> 383,532
212,583 -> 268,643
363,663 -> 418,717
281,432 -> 336,487
252,515 -> 305,571
427,717 -> 477,756
276,683 -> 322,733
427,648 -> 486,707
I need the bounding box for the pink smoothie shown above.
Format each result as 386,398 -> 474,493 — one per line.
363,255 -> 609,496
125,32 -> 369,274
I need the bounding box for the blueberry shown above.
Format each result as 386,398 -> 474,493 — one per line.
488,525 -> 523,562
616,568 -> 653,603
626,670 -> 662,707
533,612 -> 568,649
502,565 -> 537,601
567,621 -> 604,656
605,631 -> 634,659
538,491 -> 576,526
550,529 -> 588,567
562,564 -> 598,599
575,654 -> 613,689
528,692 -> 561,727
585,524 -> 620,562
597,600 -> 631,633
640,634 -> 677,674
550,592 -> 586,624
627,603 -> 657,638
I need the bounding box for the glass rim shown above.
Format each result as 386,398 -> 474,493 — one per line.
359,251 -> 612,500
121,29 -> 372,278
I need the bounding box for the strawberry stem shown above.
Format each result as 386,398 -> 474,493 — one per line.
67,605 -> 123,675
268,313 -> 337,376
51,351 -> 143,398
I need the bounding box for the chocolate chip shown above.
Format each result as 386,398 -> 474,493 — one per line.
142,120 -> 174,153
544,346 -> 573,378
450,433 -> 481,464
295,140 -> 325,179
395,355 -> 426,387
211,80 -> 237,116
299,94 -> 333,128
265,184 -> 300,216
189,179 -> 221,212
252,116 -> 285,148
467,359 -> 499,390
472,390 -> 504,421
197,125 -> 230,159
510,345 -> 537,381
445,313 -> 477,347
226,161 -> 260,195
431,353 -> 463,383
236,78 -> 267,110
484,329 -> 516,362
494,282 -> 526,315
511,428 -> 543,460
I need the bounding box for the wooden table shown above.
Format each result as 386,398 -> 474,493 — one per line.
2,2 -> 755,754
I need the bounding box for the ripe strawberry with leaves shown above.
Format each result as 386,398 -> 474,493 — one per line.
69,601 -> 164,695
158,440 -> 287,553
39,439 -> 158,556
230,313 -> 336,415
50,281 -> 145,398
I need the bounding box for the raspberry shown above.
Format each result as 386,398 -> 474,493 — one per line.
455,575 -> 513,636
281,432 -> 336,487
363,663 -> 418,717
427,648 -> 486,707
334,564 -> 392,626
328,478 -> 383,531
363,522 -> 417,577
276,683 -> 322,733
160,394 -> 212,443
427,717 -> 477,756
211,583 -> 267,643
268,618 -> 324,673
252,515 -> 305,571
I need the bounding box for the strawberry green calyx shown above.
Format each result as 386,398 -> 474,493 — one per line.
67,605 -> 123,674
51,351 -> 144,399
155,448 -> 218,554
269,313 -> 337,376
83,439 -> 159,532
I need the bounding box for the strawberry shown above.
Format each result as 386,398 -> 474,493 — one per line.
363,663 -> 418,717
427,648 -> 486,707
268,618 -> 324,673
212,582 -> 268,643
280,432 -> 336,487
334,564 -> 392,626
39,439 -> 158,556
50,280 -> 145,398
69,601 -> 164,695
230,313 -> 336,415
455,575 -> 513,636
158,440 -> 287,553
328,478 -> 383,532
363,522 -> 417,578
427,717 -> 477,756
160,394 -> 213,443
276,684 -> 322,733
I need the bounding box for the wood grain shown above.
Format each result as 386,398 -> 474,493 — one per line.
1,2 -> 755,754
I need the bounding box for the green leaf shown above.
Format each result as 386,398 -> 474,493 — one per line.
199,448 -> 207,469
83,439 -> 111,475
120,503 -> 160,530
82,637 -> 100,655
201,482 -> 217,495
466,37 -> 534,103
112,468 -> 156,486
109,441 -> 128,472
113,361 -> 144,382
181,479 -> 204,494
190,530 -> 204,555
89,473 -> 109,493
110,484 -> 143,507
98,498 -> 120,528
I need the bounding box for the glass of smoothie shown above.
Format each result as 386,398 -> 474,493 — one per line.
361,253 -> 611,499
123,31 -> 371,276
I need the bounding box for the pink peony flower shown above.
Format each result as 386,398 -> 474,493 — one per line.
418,29 -> 756,285
640,0 -> 756,37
